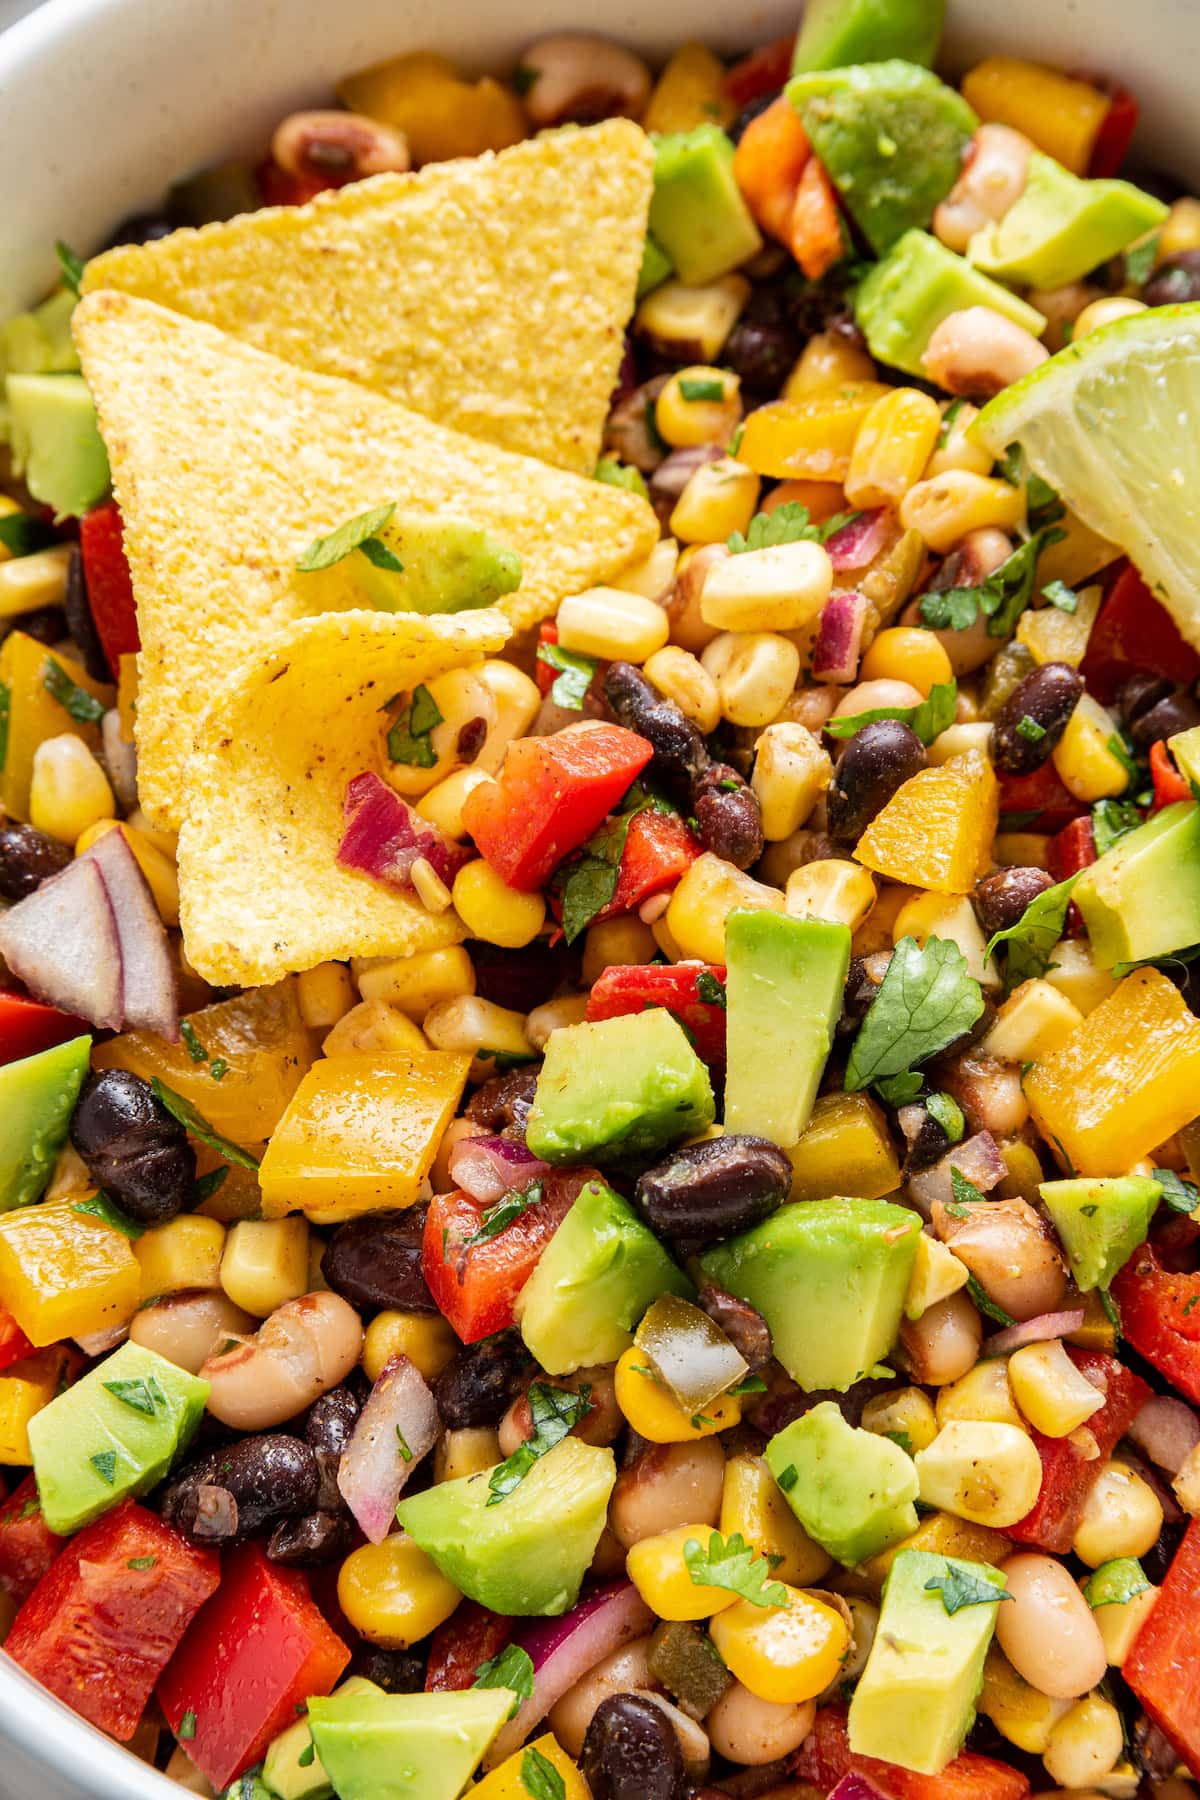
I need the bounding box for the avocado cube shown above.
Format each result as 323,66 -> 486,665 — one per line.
0,1034 -> 91,1213
724,910 -> 850,1149
637,233 -> 674,299
515,1176 -> 692,1374
29,1340 -> 208,1534
792,0 -> 945,73
264,1677 -> 383,1800
765,1401 -> 919,1566
849,1548 -> 1007,1774
348,514 -> 522,616
1074,801 -> 1200,970
397,1435 -> 615,1617
1039,1175 -> 1161,1292
855,230 -> 1047,378
969,153 -> 1168,292
700,1197 -> 921,1392
787,62 -> 976,256
307,1689 -> 511,1800
526,1009 -> 714,1166
6,373 -> 110,519
1,288 -> 80,375
648,125 -> 763,287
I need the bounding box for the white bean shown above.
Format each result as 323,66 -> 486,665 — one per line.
518,34 -> 651,127
707,1683 -> 816,1764
923,307 -> 1049,398
549,1636 -> 655,1756
996,1554 -> 1108,1699
130,1290 -> 256,1375
900,1289 -> 983,1386
609,1437 -> 725,1549
201,1290 -> 362,1430
933,124 -> 1033,252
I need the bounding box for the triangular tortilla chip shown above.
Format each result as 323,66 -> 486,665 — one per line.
73,291 -> 656,831
82,121 -> 653,475
178,608 -> 509,987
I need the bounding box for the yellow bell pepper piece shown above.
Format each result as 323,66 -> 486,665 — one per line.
0,631 -> 113,821
0,1200 -> 140,1347
854,751 -> 998,894
474,1734 -> 590,1800
961,57 -> 1110,175
116,652 -> 138,742
721,1453 -> 833,1586
739,385 -> 891,482
644,42 -> 734,133
339,52 -> 526,164
1016,584 -> 1102,668
788,1091 -> 900,1202
851,1511 -> 1012,1598
259,1049 -> 470,1218
709,1585 -> 850,1704
1026,968 -> 1200,1176
0,1346 -> 78,1464
93,980 -> 314,1146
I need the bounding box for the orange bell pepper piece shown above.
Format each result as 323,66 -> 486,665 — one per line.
0,1346 -> 81,1464
0,1200 -> 140,1348
738,385 -> 890,483
0,631 -> 113,822
734,95 -> 812,242
788,156 -> 845,281
854,752 -> 998,894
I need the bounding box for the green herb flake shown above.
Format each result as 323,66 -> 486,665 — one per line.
521,1746 -> 566,1800
0,514 -> 57,558
967,1274 -> 1016,1328
1154,1167 -> 1200,1215
395,1426 -> 412,1463
1124,232 -> 1161,287
90,1451 -> 118,1486
103,1376 -> 163,1418
476,1047 -> 538,1074
887,1430 -> 915,1456
512,63 -> 539,96
180,1021 -> 208,1064
696,970 -> 727,1008
487,1384 -> 592,1505
985,873 -> 1081,993
128,1555 -> 157,1570
0,680 -> 9,774
151,1080 -> 261,1170
728,501 -> 860,555
729,1373 -> 768,1395
951,1166 -> 987,1209
1083,1557 -> 1151,1609
926,1092 -> 965,1144
297,1744 -> 316,1769
845,935 -> 983,1093
550,785 -> 670,944
776,1464 -> 799,1492
192,1166 -> 229,1204
17,1496 -> 40,1521
919,527 -> 1066,639
297,502 -> 399,573
1016,715 -> 1046,743
683,1529 -> 791,1609
937,397 -> 965,448
825,680 -> 957,749
679,376 -> 725,402
924,1565 -> 1010,1615
178,1711 -> 197,1742
594,455 -> 649,501
209,1058 -> 229,1081
55,240 -> 86,296
387,682 -> 444,767
71,1191 -> 145,1239
463,1182 -> 543,1251
536,640 -> 598,711
1106,731 -> 1140,790
1100,1286 -> 1123,1339
42,658 -> 105,725
473,1643 -> 536,1719
874,1071 -> 925,1107
1092,798 -> 1142,857
1042,578 -> 1078,614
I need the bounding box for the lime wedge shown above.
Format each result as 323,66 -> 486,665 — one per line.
972,303 -> 1200,648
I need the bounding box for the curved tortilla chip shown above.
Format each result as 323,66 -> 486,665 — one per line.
73,292 -> 656,830
82,121 -> 653,475
177,608 -> 509,987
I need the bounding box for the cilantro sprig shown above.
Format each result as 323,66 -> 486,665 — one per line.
984,874 -> 1080,994
1154,1168 -> 1200,1215
924,1564 -> 1010,1615
536,641 -> 597,711
727,501 -> 859,555
845,936 -> 983,1099
919,527 -> 1065,639
387,683 -> 443,767
683,1530 -> 790,1609
521,1747 -> 565,1800
43,658 -> 105,725
825,679 -> 957,748
297,503 -> 404,573
487,1384 -> 591,1505
55,240 -> 86,296
462,1183 -> 544,1250
150,1080 -> 261,1171
473,1644 -> 535,1719
550,785 -> 673,943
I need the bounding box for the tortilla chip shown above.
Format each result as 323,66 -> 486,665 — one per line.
177,608 -> 509,987
73,291 -> 656,830
82,121 -> 653,476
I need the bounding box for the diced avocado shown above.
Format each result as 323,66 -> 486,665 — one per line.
1039,1175 -> 1160,1292
6,373 -> 110,518
526,1010 -> 715,1165
1169,725 -> 1200,790
0,1035 -> 91,1213
397,1435 -> 616,1616
515,1176 -> 692,1373
855,230 -> 1047,378
29,1339 -> 208,1534
766,1402 -> 918,1566
648,125 -> 763,287
700,1198 -> 921,1392
638,232 -> 675,299
1074,801 -> 1200,969
849,1548 -> 1006,1774
792,0 -> 946,73
264,1677 -> 384,1800
724,910 -> 850,1149
0,289 -> 80,377
1082,1556 -> 1151,1609
968,153 -> 1168,291
307,1690 -> 511,1800
349,513 -> 522,615
787,62 -> 977,256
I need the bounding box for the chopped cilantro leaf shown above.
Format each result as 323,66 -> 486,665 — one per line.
683,1530 -> 791,1609
1042,578 -> 1078,614
1092,798 -> 1142,857
297,1744 -> 316,1769
43,658 -> 105,724
924,1565 -> 1010,1615
180,1021 -> 208,1064
696,970 -> 726,1008
728,501 -> 859,554
825,680 -> 957,748
776,1464 -> 798,1492
536,641 -> 597,711
845,936 -> 983,1093
951,1166 -> 987,1209
1016,714 -> 1046,743
90,1451 -> 118,1486
463,1183 -> 543,1250
967,1274 -> 1016,1327
297,503 -> 398,572
1124,232 -> 1161,287
594,455 -> 649,500
127,1555 -> 156,1570
103,1376 -> 164,1418
679,376 -> 726,402
150,1080 -> 261,1170
926,1091 -> 965,1144
473,1643 -> 535,1719
919,527 -> 1065,639
1106,731 -> 1140,790
1154,1168 -> 1199,1215
178,1711 -> 196,1741
192,1166 -> 229,1204
71,1191 -> 144,1238
521,1746 -> 565,1800
937,397 -> 965,448
387,683 -> 443,766
985,873 -> 1080,994
55,240 -> 86,296
487,1384 -> 591,1505
874,1070 -> 925,1107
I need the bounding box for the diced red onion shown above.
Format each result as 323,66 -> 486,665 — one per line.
649,444 -> 723,504
0,852 -> 122,1028
74,1321 -> 129,1357
101,709 -> 139,812
337,1353 -> 438,1544
828,1776 -> 893,1800
825,508 -> 890,570
338,771 -> 474,895
812,590 -> 868,684
448,1135 -> 550,1207
88,826 -> 179,1039
983,1309 -> 1085,1357
1129,1394 -> 1200,1476
1118,1446 -> 1185,1524
905,1131 -> 1006,1216
485,1581 -> 654,1769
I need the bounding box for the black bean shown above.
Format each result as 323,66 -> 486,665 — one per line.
723,316 -> 801,395
635,1135 -> 792,1244
465,1064 -> 542,1138
990,662 -> 1084,774
470,941 -> 571,1013
433,1329 -> 528,1429
455,716 -> 489,762
69,1069 -> 196,1225
266,1510 -> 353,1566
0,821 -> 72,901
826,721 -> 926,842
6,605 -> 68,648
581,1693 -> 686,1800
689,762 -> 763,870
1141,1517 -> 1186,1585
101,212 -> 176,250
351,1648 -> 426,1693
696,1281 -> 773,1371
837,955 -> 882,1037
1129,689 -> 1200,751
898,1102 -> 954,1175
1143,250 -> 1200,307
1117,671 -> 1173,729
971,866 -> 1055,937
62,545 -> 111,682
323,1209 -> 434,1313
303,1385 -> 361,1457
604,661 -> 708,788
161,1434 -> 318,1543
727,90 -> 781,145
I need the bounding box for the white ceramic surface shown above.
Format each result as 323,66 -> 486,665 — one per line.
2,0 -> 1200,1793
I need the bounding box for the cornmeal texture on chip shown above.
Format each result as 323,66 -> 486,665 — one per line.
82,120 -> 653,475
73,291 -> 657,831
177,608 -> 509,988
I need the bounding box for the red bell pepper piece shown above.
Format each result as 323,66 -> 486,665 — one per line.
6,1500 -> 218,1742
158,1542 -> 350,1789
997,760 -> 1086,834
425,1600 -> 513,1692
462,723 -> 653,890
790,1706 -> 1030,1800
534,623 -> 560,698
551,809 -> 700,935
422,1171 -> 581,1344
0,1305 -> 36,1375
78,501 -> 139,674
0,990 -> 90,1067
1046,814 -> 1097,936
1088,81 -> 1140,178
1125,1517 -> 1200,1777
1149,737 -> 1192,810
1112,1241 -> 1200,1404
0,1475 -> 60,1603
720,35 -> 796,108
587,962 -> 728,1065
257,158 -> 336,206
1008,1349 -> 1150,1552
1080,562 -> 1200,704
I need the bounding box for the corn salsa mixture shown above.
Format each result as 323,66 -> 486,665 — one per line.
1,3 -> 1200,1798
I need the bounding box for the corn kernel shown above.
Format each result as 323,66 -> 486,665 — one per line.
0,544 -> 72,617
1161,196 -> 1200,259
1087,1578 -> 1159,1666
614,537 -> 680,604
1042,1691 -> 1124,1790
422,994 -> 534,1083
416,767 -> 497,840
582,915 -> 658,987
1042,939 -> 1119,1015
709,1586 -> 851,1705
915,1421 -> 1043,1527
860,627 -> 953,698
784,331 -> 877,397
127,807 -> 177,860
627,1522 -> 743,1620
220,1218 -> 309,1318
557,587 -> 670,664
0,496 -> 21,566
670,457 -> 761,546
751,722 -> 832,841
435,1427 -> 502,1485
613,1345 -> 742,1443
702,631 -> 801,728
30,734 -> 114,844
666,851 -> 784,963
1007,1339 -> 1103,1438
1051,692 -> 1128,801
984,978 -> 1084,1063
452,859 -> 545,949
845,388 -> 942,509
980,1648 -> 1073,1753
893,890 -> 998,987
785,858 -> 876,930
1075,296 -> 1147,338
296,961 -> 356,1030
651,912 -> 687,962
474,659 -> 541,775
338,1533 -> 461,1648
1016,582 -> 1102,667
761,478 -> 849,523
935,1358 -> 1025,1431
358,945 -> 475,1018
852,881 -> 918,957
634,275 -> 751,365
656,366 -> 742,449
364,1310 -> 459,1383
699,540 -> 832,632
860,1388 -> 939,1454
928,721 -> 994,766
904,1236 -> 970,1320
1072,1459 -> 1163,1566
644,645 -> 721,734
924,401 -> 992,479
134,1215 -> 227,1302
385,667 -> 499,800
526,992 -> 590,1051
410,857 -> 453,913
323,999 -> 429,1059
721,1453 -> 833,1587
899,471 -> 1026,553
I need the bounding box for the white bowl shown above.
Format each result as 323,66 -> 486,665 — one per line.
0,0 -> 1198,1794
